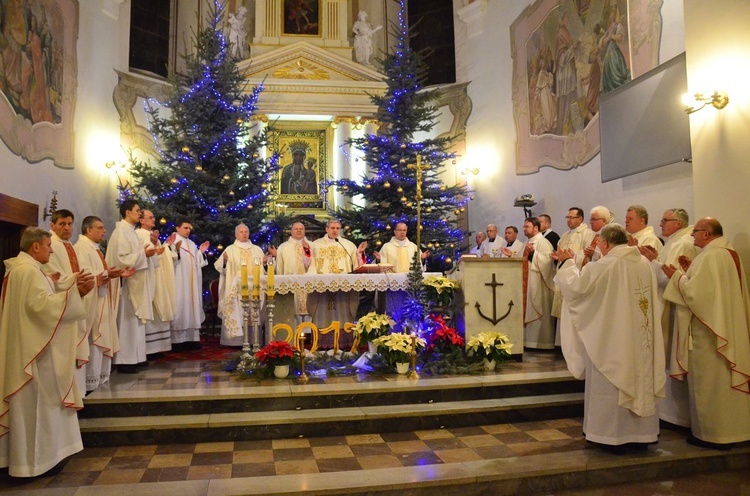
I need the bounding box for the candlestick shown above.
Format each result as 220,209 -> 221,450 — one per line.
266,258 -> 275,297
298,333 -> 308,383
252,257 -> 261,298
408,333 -> 419,379
240,262 -> 249,298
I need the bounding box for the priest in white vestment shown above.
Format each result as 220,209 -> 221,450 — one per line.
309,219 -> 366,349
375,222 -> 426,272
555,223 -> 665,451
499,226 -> 524,258
638,208 -> 698,428
170,219 -> 209,348
138,210 -> 176,355
522,217 -> 555,349
663,217 -> 750,448
477,224 -> 503,258
468,231 -> 486,256
74,216 -> 121,392
43,209 -> 91,398
106,200 -> 155,373
551,207 -> 594,319
272,221 -> 316,326
214,224 -> 265,346
0,228 -> 90,477
581,205 -> 613,267
625,205 -> 662,255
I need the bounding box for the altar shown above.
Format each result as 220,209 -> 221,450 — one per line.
451,257 -> 525,358
238,272 -> 416,347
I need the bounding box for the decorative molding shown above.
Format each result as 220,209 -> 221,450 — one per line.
456,0 -> 487,38
0,0 -> 78,168
113,70 -> 170,159
272,60 -> 332,80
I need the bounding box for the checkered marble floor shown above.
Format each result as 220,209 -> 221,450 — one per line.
1,350 -> 748,494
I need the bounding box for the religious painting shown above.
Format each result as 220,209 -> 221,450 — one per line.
0,0 -> 77,168
510,0 -> 663,174
282,0 -> 320,36
269,124 -> 330,211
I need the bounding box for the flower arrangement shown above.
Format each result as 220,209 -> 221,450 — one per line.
466,331 -> 513,363
422,275 -> 459,308
353,311 -> 395,342
255,340 -> 299,367
426,314 -> 464,354
373,332 -> 426,366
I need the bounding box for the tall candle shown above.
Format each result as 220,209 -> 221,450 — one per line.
266,262 -> 275,297
252,259 -> 261,298
240,262 -> 249,298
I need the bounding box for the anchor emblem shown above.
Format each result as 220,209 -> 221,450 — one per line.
475,273 -> 514,325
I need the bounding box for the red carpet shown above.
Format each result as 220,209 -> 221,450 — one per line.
152,336 -> 239,363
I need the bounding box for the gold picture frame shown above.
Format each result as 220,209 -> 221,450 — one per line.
0,0 -> 78,168
282,0 -> 321,37
269,123 -> 331,212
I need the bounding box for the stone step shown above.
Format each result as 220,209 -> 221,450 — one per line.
79,392 -> 584,446
80,369 -> 584,418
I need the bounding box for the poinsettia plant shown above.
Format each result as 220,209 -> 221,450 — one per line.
255,340 -> 299,367
426,314 -> 464,354
373,332 -> 426,366
353,311 -> 395,342
422,275 -> 459,308
466,331 -> 513,363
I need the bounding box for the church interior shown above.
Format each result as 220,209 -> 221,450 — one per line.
1,0 -> 749,494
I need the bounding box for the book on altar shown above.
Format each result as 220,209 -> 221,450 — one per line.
352,264 -> 394,274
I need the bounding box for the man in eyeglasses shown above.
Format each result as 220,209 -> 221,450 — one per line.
637,208 -> 697,429
662,217 -> 750,450
582,205 -> 613,265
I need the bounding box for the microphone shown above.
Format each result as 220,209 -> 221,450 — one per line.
335,237 -> 360,273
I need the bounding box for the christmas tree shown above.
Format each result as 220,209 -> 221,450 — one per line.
127,0 -> 279,250
330,0 -> 470,270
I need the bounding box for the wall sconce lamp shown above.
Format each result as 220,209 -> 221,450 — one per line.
461,167 -> 480,176
683,91 -> 729,114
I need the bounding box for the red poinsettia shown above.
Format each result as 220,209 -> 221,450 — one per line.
255,340 -> 297,366
426,314 -> 465,353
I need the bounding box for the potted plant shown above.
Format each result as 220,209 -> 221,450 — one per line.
466,331 -> 513,371
255,340 -> 299,378
422,275 -> 459,309
373,332 -> 426,373
426,314 -> 465,354
354,311 -> 395,353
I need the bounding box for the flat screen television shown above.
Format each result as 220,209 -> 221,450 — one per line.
599,52 -> 691,183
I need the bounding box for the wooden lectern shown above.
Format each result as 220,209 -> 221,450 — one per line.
453,257 -> 524,358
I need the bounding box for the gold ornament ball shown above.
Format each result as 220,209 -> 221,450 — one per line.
427,243 -> 434,249
223,174 -> 230,181
365,183 -> 371,189
400,196 -> 407,203
460,207 -> 465,212
440,185 -> 447,191
375,240 -> 382,246
400,143 -> 406,149
454,209 -> 460,215
419,225 -> 424,230
217,244 -> 224,251
247,204 -> 253,209
386,225 -> 391,230
406,202 -> 413,207
170,177 -> 178,184
399,158 -> 406,164
425,207 -> 432,212
252,153 -> 259,158
219,204 -> 226,210
159,217 -> 167,225
229,190 -> 235,196
445,257 -> 452,264
470,195 -> 475,200
435,243 -> 441,248
195,165 -> 203,171
236,118 -> 243,125
181,146 -> 189,153
384,181 -> 391,188
396,186 -> 403,193
449,243 -> 454,248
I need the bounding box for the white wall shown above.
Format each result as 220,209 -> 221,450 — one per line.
0,2 -> 126,233
455,0 -> 692,236
684,0 -> 750,268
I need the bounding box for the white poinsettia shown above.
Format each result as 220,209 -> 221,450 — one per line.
373,332 -> 426,365
466,331 -> 513,363
353,312 -> 395,342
